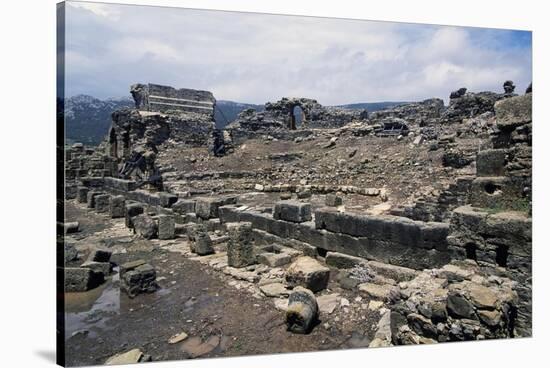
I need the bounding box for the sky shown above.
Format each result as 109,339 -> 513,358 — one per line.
61,1 -> 532,105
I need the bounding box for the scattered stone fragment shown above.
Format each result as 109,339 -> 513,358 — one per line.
168,331 -> 189,344
63,222 -> 79,234
358,283 -> 396,301
286,286 -> 319,334
105,348 -> 151,365
259,282 -> 289,297
317,293 -> 340,314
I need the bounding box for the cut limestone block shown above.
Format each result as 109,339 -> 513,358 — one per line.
273,200 -> 312,223
77,186 -> 89,203
190,224 -> 214,256
125,202 -> 144,228
109,195 -> 125,218
157,214 -> 175,240
133,214 -> 157,239
65,267 -> 104,292
227,222 -> 255,268
285,256 -> 330,292
94,194 -> 111,213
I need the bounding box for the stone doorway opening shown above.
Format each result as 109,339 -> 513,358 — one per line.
290,105 -> 304,130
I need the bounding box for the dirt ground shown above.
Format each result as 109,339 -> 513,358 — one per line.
64,201 -> 382,366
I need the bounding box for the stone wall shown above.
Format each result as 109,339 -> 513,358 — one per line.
218,205 -> 452,270
130,83 -> 215,117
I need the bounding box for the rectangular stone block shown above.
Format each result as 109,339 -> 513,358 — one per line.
65,267 -> 104,292
172,199 -> 196,215
195,196 -> 238,219
94,194 -> 111,213
125,202 -> 145,228
273,200 -> 312,223
109,195 -> 126,218
476,149 -> 507,177
157,214 -> 175,240
86,191 -> 103,208
159,192 -> 179,208
77,186 -> 89,203
227,222 -> 255,268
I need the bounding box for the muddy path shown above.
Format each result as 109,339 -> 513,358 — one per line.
64,202 -> 378,366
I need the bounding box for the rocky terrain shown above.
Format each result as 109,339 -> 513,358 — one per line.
60,80 -> 532,366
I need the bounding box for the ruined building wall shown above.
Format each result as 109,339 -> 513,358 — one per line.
130,83 -> 216,117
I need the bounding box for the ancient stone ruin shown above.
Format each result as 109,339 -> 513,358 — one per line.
62,81 -> 532,364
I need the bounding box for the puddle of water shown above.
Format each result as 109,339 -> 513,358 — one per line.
346,331 -> 371,348
181,335 -> 230,358
65,267 -> 120,340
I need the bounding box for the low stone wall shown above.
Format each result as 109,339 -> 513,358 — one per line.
447,205 -> 531,336
218,205 -> 451,270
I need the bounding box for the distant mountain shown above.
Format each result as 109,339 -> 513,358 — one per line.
64,95 -> 134,146
214,100 -> 264,128
336,101 -> 410,112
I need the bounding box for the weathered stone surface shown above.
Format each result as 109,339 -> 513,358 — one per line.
157,214 -> 175,240
63,222 -> 79,234
125,202 -> 144,228
64,243 -> 78,263
286,286 -> 319,334
260,282 -> 290,297
65,267 -> 104,292
133,214 -> 157,239
119,259 -> 146,273
358,283 -> 396,301
495,92 -> 532,131
159,192 -> 178,208
196,196 -> 237,219
172,199 -> 196,214
325,194 -> 343,207
94,194 -> 110,213
227,222 -> 255,268
190,224 -> 214,256
325,252 -> 365,269
257,251 -> 292,267
286,256 -> 330,292
446,292 -> 476,319
317,293 -> 340,314
476,149 -> 506,177
77,186 -> 89,203
87,248 -> 112,263
109,195 -> 125,218
81,261 -> 111,276
86,191 -> 103,208
105,349 -> 151,365
273,200 -> 312,223
121,263 -> 158,298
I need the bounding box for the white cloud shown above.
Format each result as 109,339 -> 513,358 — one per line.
68,1 -> 121,20
62,2 -> 532,105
